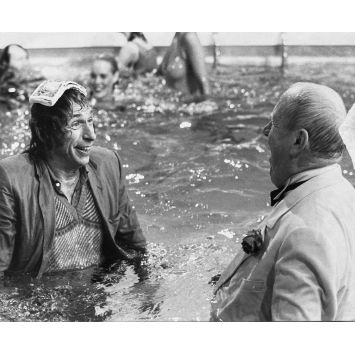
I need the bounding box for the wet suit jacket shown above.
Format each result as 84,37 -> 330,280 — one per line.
0,146 -> 147,277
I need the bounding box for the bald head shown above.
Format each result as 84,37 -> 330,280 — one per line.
273,82 -> 346,159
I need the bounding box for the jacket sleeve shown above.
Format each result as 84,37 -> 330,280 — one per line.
271,227 -> 336,321
0,165 -> 16,272
113,152 -> 147,252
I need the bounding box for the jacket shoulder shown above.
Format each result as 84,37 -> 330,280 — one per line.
89,146 -> 123,175
0,153 -> 34,176
90,146 -> 121,164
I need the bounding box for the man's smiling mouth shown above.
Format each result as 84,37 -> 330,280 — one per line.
76,146 -> 91,153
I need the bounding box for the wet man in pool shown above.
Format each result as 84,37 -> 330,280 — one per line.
0,80 -> 147,278
210,82 -> 355,321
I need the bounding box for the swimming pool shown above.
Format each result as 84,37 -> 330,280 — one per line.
1,51 -> 355,321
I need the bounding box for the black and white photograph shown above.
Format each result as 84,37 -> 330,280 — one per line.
1,0 -> 355,353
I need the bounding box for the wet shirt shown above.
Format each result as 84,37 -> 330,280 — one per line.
46,166 -> 104,272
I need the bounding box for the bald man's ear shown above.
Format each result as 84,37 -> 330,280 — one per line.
291,128 -> 309,157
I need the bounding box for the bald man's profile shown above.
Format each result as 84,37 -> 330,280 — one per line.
210,82 -> 355,321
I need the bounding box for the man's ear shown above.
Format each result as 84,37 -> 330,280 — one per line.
291,128 -> 309,157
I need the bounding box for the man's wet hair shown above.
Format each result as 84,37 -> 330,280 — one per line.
25,88 -> 88,162
274,82 -> 346,159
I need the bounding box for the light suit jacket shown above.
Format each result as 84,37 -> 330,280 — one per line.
210,164 -> 355,321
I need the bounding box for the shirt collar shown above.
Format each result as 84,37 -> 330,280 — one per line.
45,163 -> 88,194
273,164 -> 339,201
265,164 -> 342,229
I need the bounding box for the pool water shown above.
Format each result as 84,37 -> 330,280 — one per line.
1,55 -> 355,321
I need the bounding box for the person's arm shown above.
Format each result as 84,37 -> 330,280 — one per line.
117,42 -> 140,70
157,45 -> 171,76
113,152 -> 147,254
182,32 -> 210,98
0,165 -> 17,272
271,227 -> 335,321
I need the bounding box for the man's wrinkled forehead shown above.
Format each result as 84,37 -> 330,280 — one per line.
271,91 -> 293,126
72,102 -> 93,119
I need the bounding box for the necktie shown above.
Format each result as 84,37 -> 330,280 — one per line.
270,180 -> 307,207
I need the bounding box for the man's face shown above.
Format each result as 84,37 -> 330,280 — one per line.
90,60 -> 118,101
52,103 -> 96,170
263,106 -> 294,188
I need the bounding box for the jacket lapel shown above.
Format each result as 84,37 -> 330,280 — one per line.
87,161 -> 133,260
213,251 -> 250,293
87,162 -> 108,234
87,162 -> 104,213
35,161 -> 55,276
213,223 -> 268,293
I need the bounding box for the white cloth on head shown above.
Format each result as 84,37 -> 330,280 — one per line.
29,80 -> 87,107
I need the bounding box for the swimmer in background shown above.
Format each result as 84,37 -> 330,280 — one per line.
0,44 -> 29,76
0,44 -> 45,108
0,44 -> 44,84
89,54 -> 119,109
158,32 -> 210,102
118,32 -> 158,76
1,44 -> 31,108
0,44 -> 30,101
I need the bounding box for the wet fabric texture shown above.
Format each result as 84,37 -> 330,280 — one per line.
47,183 -> 104,272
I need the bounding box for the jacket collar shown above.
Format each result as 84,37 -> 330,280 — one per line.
265,164 -> 342,229
34,156 -> 100,187
87,158 -> 102,190
33,158 -> 46,178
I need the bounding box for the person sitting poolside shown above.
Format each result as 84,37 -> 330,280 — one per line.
0,44 -> 29,75
0,80 -> 147,278
118,32 -> 158,76
210,82 -> 355,321
158,32 -> 210,102
0,44 -> 30,104
89,54 -> 119,109
0,44 -> 45,109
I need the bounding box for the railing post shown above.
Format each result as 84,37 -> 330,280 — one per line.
280,32 -> 288,74
212,32 -> 220,70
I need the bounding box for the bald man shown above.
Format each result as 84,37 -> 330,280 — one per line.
210,82 -> 355,321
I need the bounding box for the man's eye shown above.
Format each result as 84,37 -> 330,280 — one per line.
70,121 -> 81,129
